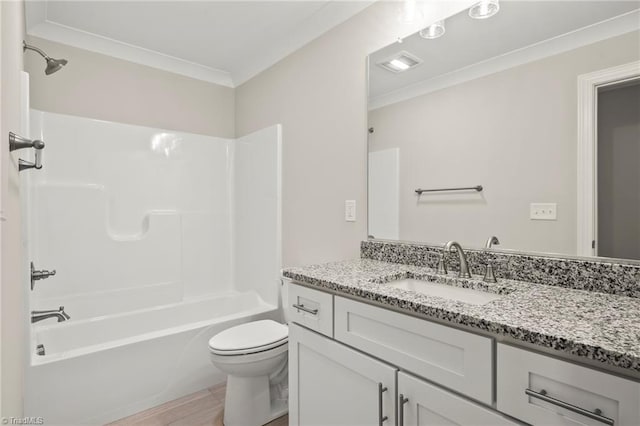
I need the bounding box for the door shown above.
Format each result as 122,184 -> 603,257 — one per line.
368,148 -> 399,240
577,62 -> 640,257
289,323 -> 396,426
596,79 -> 640,259
398,371 -> 518,426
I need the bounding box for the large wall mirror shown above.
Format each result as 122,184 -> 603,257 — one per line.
367,0 -> 640,260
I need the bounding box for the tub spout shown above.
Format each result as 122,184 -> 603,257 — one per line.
31,306 -> 70,323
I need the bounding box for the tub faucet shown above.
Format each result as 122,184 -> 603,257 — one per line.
441,241 -> 471,278
31,306 -> 70,323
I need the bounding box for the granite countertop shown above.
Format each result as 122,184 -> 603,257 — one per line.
282,258 -> 640,374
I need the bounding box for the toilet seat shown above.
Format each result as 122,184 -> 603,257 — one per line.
208,320 -> 288,356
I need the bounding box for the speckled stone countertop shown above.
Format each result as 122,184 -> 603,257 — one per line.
282,259 -> 640,374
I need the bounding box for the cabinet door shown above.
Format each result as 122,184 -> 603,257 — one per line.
289,323 -> 397,426
398,372 -> 519,426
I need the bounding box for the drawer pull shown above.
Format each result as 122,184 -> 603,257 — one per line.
378,383 -> 388,425
398,394 -> 409,426
292,303 -> 318,315
525,389 -> 614,426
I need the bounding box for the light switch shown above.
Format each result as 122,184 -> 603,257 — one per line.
345,200 -> 356,222
530,203 -> 557,220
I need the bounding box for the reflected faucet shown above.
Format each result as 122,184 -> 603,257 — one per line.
31,306 -> 70,323
440,241 -> 472,278
483,236 -> 500,283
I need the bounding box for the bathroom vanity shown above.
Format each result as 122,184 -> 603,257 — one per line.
283,251 -> 640,426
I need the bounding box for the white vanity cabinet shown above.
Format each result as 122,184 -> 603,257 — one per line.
286,282 -> 639,426
289,323 -> 397,426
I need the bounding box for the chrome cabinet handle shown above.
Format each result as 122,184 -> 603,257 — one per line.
525,389 -> 614,426
378,383 -> 388,425
292,303 -> 318,315
398,393 -> 409,426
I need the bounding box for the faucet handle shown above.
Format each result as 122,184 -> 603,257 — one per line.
30,261 -> 57,291
436,253 -> 448,275
483,263 -> 497,283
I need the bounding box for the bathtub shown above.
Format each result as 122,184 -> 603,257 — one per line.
25,291 -> 278,425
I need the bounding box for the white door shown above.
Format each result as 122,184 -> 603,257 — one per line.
368,148 -> 399,240
577,61 -> 640,257
289,323 -> 396,426
398,371 -> 518,426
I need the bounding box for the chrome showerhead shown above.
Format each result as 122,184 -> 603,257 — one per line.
23,41 -> 68,75
45,57 -> 68,75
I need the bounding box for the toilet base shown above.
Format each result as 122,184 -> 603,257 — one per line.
223,375 -> 288,426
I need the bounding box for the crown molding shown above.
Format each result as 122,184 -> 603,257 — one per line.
232,0 -> 375,86
25,1 -> 234,87
27,21 -> 235,87
24,0 -> 375,89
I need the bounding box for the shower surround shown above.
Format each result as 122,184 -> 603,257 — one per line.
24,110 -> 282,424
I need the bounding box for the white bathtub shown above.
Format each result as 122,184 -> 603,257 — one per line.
25,291 -> 278,425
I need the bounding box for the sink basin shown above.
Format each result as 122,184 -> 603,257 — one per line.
388,278 -> 503,305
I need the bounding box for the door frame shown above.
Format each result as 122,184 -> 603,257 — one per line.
576,60 -> 640,257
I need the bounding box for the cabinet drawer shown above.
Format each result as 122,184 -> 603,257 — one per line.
399,371 -> 519,426
334,296 -> 493,405
497,343 -> 640,426
287,282 -> 333,337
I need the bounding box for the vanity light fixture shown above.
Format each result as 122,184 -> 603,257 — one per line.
378,51 -> 422,73
469,0 -> 500,19
419,20 -> 446,39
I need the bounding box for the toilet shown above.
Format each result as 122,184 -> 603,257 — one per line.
208,290 -> 289,426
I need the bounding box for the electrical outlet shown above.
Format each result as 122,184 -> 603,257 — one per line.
530,203 -> 557,220
345,200 -> 356,222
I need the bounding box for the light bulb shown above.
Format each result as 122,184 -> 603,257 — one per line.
469,0 -> 500,19
419,20 -> 446,39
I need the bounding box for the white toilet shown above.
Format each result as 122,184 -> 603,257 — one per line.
208,292 -> 289,426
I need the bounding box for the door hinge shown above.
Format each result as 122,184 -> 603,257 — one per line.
592,240 -> 596,249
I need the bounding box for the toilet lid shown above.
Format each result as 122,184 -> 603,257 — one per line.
208,320 -> 288,355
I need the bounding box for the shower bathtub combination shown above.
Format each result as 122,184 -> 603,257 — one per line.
24,111 -> 282,424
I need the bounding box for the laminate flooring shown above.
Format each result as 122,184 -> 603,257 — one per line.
108,383 -> 288,426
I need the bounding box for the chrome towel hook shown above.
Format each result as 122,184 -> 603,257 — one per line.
9,132 -> 45,171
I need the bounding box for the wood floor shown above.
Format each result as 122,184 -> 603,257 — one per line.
108,383 -> 288,426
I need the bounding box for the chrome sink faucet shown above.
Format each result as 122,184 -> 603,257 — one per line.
31,306 -> 70,323
437,241 -> 471,278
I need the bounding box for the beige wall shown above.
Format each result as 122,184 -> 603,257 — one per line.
369,31 -> 640,255
25,36 -> 235,138
1,0 -> 26,417
235,1 -> 474,267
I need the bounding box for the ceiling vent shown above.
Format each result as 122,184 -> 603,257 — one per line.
378,51 -> 422,73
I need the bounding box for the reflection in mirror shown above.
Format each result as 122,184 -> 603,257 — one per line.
367,1 -> 640,260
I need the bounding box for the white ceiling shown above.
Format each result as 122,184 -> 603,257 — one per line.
369,1 -> 640,107
26,1 -> 373,87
